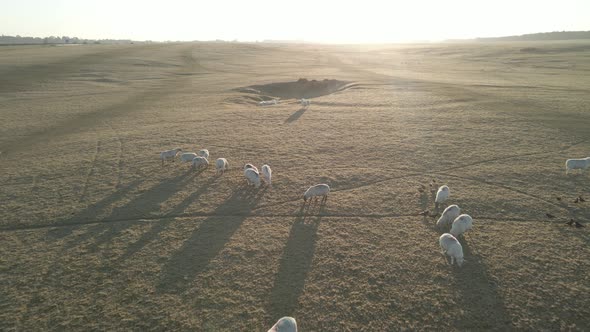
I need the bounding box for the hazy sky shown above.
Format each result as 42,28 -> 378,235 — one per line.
2,0 -> 589,42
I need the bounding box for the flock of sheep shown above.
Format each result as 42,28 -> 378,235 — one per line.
157,143 -> 588,330
416,182 -> 473,268
159,147 -> 331,203
430,156 -> 590,267
160,147 -> 590,271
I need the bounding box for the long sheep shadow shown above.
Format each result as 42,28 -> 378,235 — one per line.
63,169 -> 198,252
44,178 -> 145,239
157,185 -> 265,293
267,201 -> 324,321
117,175 -> 218,262
450,240 -> 513,330
284,107 -> 308,124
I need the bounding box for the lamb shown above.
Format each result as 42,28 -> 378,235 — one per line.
435,185 -> 450,209
565,157 -> 590,174
159,148 -> 182,166
197,149 -> 209,160
300,98 -> 311,107
191,156 -> 209,170
436,204 -> 461,230
244,168 -> 261,188
244,163 -> 259,173
268,317 -> 297,332
439,233 -> 465,267
261,164 -> 272,186
215,158 -> 229,175
303,184 -> 330,203
450,214 -> 473,238
180,152 -> 198,163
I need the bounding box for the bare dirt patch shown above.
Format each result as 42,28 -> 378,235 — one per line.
230,78 -> 355,104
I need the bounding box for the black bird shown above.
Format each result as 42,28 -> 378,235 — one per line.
574,221 -> 585,228
546,213 -> 555,219
556,197 -> 562,201
566,219 -> 575,226
418,210 -> 430,216
579,196 -> 586,202
574,197 -> 580,203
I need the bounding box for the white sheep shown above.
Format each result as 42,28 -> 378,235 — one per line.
261,164 -> 272,186
215,158 -> 229,175
180,152 -> 198,163
565,157 -> 590,174
435,185 -> 450,209
303,184 -> 330,203
300,98 -> 311,107
450,214 -> 473,238
259,99 -> 279,106
159,148 -> 182,166
243,163 -> 259,173
436,204 -> 461,230
268,317 -> 297,332
439,233 -> 465,267
191,156 -> 209,170
244,168 -> 261,188
197,149 -> 209,160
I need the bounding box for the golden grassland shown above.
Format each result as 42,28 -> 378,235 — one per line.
1,41 -> 589,331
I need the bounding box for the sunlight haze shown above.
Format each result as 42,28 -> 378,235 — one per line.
2,0 -> 590,42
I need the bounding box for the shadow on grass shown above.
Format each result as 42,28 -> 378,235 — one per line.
117,175 -> 219,262
59,169 -> 200,251
157,185 -> 266,293
267,200 -> 325,321
284,107 -> 308,124
450,239 -> 513,330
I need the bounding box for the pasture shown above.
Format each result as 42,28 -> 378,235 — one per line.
1,41 -> 589,330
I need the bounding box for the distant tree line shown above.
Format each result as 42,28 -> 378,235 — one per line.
0,35 -> 142,45
476,31 -> 590,42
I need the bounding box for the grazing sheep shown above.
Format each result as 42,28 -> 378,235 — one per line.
197,149 -> 209,160
180,152 -> 198,163
268,317 -> 297,332
215,158 -> 229,175
300,98 -> 311,107
450,214 -> 473,238
435,185 -> 450,209
303,184 -> 330,203
439,233 -> 465,267
159,148 -> 182,166
261,164 -> 272,186
244,168 -> 261,188
436,204 -> 461,230
259,99 -> 279,106
244,163 -> 259,173
191,156 -> 209,170
565,157 -> 590,174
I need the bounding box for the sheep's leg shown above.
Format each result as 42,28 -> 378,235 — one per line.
450,256 -> 455,265
162,159 -> 164,167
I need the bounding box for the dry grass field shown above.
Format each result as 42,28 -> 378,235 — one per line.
1,41 -> 589,331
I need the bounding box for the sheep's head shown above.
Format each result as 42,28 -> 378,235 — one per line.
456,257 -> 465,267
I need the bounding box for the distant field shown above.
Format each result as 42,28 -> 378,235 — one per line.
1,41 -> 589,331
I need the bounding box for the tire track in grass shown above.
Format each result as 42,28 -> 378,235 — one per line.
104,122 -> 124,189
2,212 -> 579,233
431,171 -> 568,212
79,138 -> 101,202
